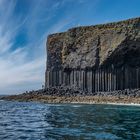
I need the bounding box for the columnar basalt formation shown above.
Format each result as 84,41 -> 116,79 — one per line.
46,17 -> 140,92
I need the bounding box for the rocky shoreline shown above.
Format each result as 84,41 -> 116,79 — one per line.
1,87 -> 140,104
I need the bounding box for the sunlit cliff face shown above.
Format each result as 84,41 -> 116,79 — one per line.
47,18 -> 140,70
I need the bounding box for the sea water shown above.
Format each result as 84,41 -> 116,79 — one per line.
0,101 -> 140,140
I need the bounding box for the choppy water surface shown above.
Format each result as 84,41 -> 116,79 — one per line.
0,101 -> 140,140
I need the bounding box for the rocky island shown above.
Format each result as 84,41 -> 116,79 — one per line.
1,17 -> 140,104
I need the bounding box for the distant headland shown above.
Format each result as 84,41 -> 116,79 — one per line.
1,17 -> 140,104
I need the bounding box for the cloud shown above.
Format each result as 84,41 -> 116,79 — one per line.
0,0 -> 44,94
0,0 -> 72,95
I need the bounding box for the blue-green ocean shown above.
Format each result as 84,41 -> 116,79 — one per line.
0,101 -> 140,140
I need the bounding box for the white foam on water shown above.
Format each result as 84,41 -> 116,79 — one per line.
70,101 -> 140,106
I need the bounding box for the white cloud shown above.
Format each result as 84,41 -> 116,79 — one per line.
0,0 -> 45,94
0,0 -> 72,94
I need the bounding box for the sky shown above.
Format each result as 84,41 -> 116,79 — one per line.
0,0 -> 140,95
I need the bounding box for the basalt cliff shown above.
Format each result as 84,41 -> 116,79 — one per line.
46,17 -> 140,93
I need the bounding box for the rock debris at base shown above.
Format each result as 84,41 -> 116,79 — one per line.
1,87 -> 140,104
22,87 -> 140,97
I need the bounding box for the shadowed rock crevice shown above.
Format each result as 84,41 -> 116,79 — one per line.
101,38 -> 140,68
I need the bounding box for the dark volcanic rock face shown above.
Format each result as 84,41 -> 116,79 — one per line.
46,17 -> 140,92
47,17 -> 140,70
